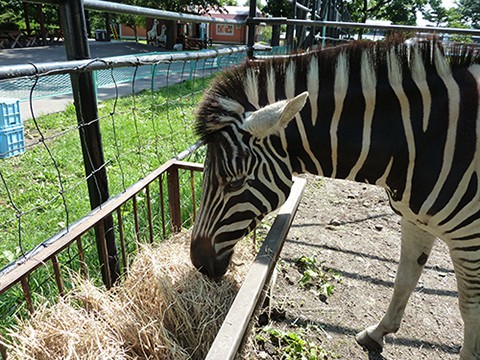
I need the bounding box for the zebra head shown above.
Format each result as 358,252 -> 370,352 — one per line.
191,87 -> 309,278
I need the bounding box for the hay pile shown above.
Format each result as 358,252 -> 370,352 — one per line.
4,233 -> 255,359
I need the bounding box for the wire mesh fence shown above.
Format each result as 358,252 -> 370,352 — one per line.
0,46 -> 247,339
0,50 -> 248,101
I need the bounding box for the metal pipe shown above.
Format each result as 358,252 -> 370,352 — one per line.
25,0 -> 244,25
58,0 -> 119,287
0,46 -> 247,80
252,17 -> 480,36
289,1 -> 321,19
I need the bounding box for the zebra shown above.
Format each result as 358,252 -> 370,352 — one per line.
190,40 -> 480,359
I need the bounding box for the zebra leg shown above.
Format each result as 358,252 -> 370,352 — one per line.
356,219 -> 436,352
450,251 -> 480,360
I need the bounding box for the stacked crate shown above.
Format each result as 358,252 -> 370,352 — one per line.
0,98 -> 25,158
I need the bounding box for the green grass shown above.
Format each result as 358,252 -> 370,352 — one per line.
0,75 -> 213,334
0,76 -> 211,269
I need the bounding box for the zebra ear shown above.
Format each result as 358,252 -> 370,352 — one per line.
242,92 -> 309,138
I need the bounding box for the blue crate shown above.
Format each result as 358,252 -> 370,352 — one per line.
0,125 -> 25,158
0,98 -> 22,129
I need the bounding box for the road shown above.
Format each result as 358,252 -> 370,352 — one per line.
0,41 -> 189,120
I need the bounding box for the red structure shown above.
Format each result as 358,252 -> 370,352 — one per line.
208,6 -> 262,45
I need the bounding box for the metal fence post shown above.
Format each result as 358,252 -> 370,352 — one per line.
247,0 -> 257,60
58,0 -> 120,287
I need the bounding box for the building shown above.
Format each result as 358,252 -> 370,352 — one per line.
208,6 -> 262,45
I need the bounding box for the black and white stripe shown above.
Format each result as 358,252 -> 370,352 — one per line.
191,41 -> 480,359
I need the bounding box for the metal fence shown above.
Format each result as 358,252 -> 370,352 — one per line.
0,44 -> 249,355
0,0 -> 250,354
0,50 -> 247,101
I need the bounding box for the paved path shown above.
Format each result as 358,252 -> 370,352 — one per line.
0,41 -> 161,66
0,41 -> 170,120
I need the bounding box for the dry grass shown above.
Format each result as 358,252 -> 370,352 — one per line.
3,232 -> 256,359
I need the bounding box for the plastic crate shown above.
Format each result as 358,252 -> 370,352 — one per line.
0,125 -> 25,158
0,98 -> 22,129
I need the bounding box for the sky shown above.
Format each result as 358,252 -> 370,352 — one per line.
442,0 -> 457,8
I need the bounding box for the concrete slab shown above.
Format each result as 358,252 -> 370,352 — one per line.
0,40 -> 164,66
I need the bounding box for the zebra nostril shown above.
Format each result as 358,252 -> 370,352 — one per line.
190,236 -> 233,278
195,261 -> 218,278
190,236 -> 217,277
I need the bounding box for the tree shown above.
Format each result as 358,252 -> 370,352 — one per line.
262,0 -> 294,18
262,0 -> 294,46
0,1 -> 23,27
457,0 -> 480,29
345,0 -> 425,25
422,0 -> 448,26
0,1 -> 58,31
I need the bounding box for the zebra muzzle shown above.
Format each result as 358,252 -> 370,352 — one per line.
190,236 -> 232,278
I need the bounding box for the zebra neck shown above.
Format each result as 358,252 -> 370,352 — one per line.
281,46 -> 479,220
283,75 -> 413,189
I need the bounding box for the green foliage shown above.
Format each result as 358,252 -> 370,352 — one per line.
130,0 -> 226,15
421,0 -> 467,28
422,0 -> 448,26
296,255 -> 342,299
0,2 -> 59,31
256,325 -> 334,359
0,76 -> 212,270
343,0 -> 473,32
457,0 -> 480,29
262,0 -> 294,18
345,0 -> 424,25
0,1 -> 23,28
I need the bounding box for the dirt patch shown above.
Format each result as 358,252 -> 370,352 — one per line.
240,175 -> 462,359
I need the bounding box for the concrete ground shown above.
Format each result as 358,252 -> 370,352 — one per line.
0,41 -> 171,120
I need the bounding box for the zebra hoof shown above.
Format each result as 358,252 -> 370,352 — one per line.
355,330 -> 383,353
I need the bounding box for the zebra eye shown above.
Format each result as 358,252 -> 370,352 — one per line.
225,178 -> 246,192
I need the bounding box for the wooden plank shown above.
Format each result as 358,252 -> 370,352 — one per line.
172,161 -> 204,172
51,255 -> 65,297
20,276 -> 34,314
167,166 -> 182,233
205,177 -> 307,360
145,185 -> 154,243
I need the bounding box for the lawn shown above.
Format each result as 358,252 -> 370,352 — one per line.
0,75 -> 211,271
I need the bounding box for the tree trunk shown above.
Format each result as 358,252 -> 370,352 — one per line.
105,13 -> 111,41
358,0 -> 368,39
271,25 -> 280,46
23,2 -> 31,35
166,20 -> 177,49
36,4 -> 47,45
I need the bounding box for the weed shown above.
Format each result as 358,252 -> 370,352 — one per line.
295,255 -> 342,301
255,325 -> 335,359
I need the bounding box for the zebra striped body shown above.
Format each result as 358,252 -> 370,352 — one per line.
191,41 -> 480,359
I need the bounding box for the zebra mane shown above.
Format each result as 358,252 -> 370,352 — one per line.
195,40 -> 480,143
